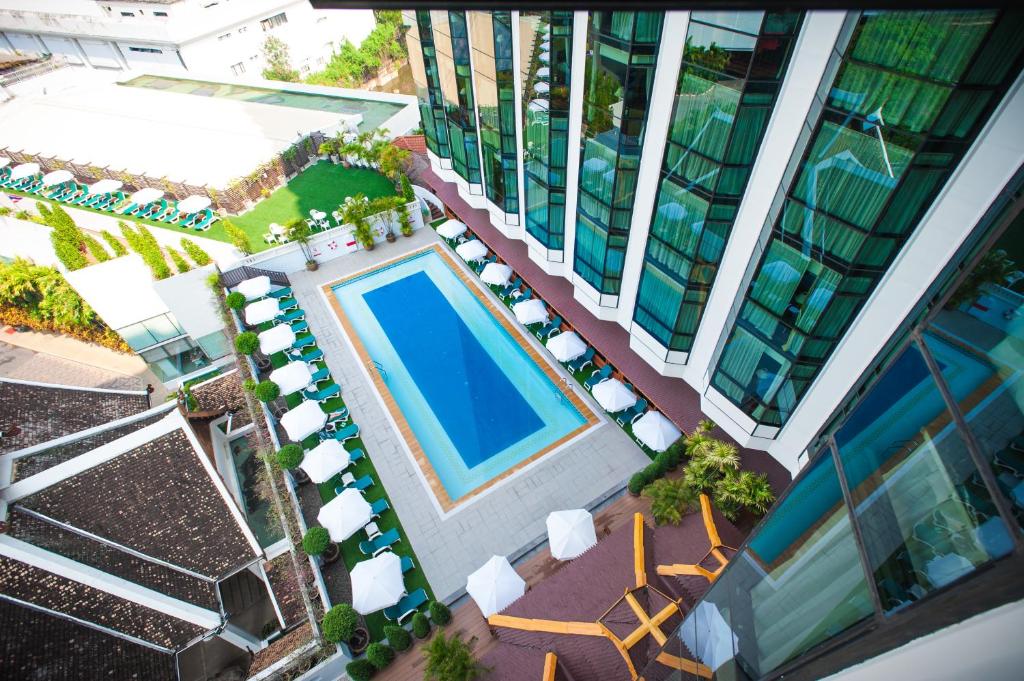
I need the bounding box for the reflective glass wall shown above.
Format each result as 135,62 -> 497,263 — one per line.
407,11 -> 451,160
432,10 -> 482,187
633,11 -> 803,354
574,11 -> 664,295
521,11 -> 573,251
710,10 -> 1024,430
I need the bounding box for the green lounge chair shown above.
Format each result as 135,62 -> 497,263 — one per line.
287,347 -> 322,362
289,320 -> 309,334
323,422 -> 359,443
291,335 -> 316,350
584,365 -> 613,392
400,555 -> 414,573
616,398 -> 648,426
567,347 -> 595,373
276,309 -> 305,324
499,277 -> 522,299
383,588 -> 427,623
269,287 -> 293,299
535,315 -> 563,340
359,528 -> 400,557
278,297 -> 299,311
370,498 -> 390,517
309,366 -> 330,384
303,383 -> 340,403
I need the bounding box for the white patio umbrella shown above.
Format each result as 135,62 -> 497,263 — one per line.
280,400 -> 327,442
436,219 -> 467,239
269,361 -> 314,395
456,239 -> 488,262
88,179 -> 122,195
583,157 -> 610,174
657,201 -> 687,223
592,378 -> 637,413
632,412 -> 681,452
546,331 -> 587,362
130,187 -> 164,205
539,52 -> 550,63
546,509 -> 597,560
41,169 -> 74,187
10,163 -> 40,180
351,552 -> 405,615
244,298 -> 280,326
480,262 -> 513,286
177,195 -> 212,213
680,601 -> 738,672
514,298 -> 547,326
258,324 -> 296,355
534,81 -> 550,94
528,99 -> 549,114
466,555 -> 526,617
536,67 -> 550,78
540,41 -> 551,51
236,275 -> 271,300
299,438 -> 351,484
317,487 -> 372,542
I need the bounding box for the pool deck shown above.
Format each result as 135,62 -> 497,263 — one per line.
287,228 -> 651,601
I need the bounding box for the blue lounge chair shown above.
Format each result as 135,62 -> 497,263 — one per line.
278,297 -> 299,311
309,366 -> 330,384
348,448 -> 366,464
567,347 -> 595,373
335,474 -> 373,495
535,315 -> 563,340
269,287 -> 293,299
287,347 -> 323,363
193,210 -> 216,231
616,398 -> 648,426
584,365 -> 613,392
291,335 -> 316,350
514,287 -> 532,302
499,277 -> 522,299
383,588 -> 427,623
323,422 -> 359,444
400,555 -> 414,574
290,320 -> 309,334
359,528 -> 400,557
276,308 -> 305,324
303,382 -> 340,403
370,498 -> 390,517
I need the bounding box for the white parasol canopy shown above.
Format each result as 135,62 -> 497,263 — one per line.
592,378 -> 637,413
657,201 -> 686,223
539,52 -> 550,63
632,411 -> 681,452
317,487 -> 373,542
299,439 -> 351,484
534,81 -> 550,94
456,239 -> 488,262
546,331 -> 587,362
351,552 -> 405,615
130,187 -> 163,205
41,169 -> 74,187
236,275 -> 271,300
177,195 -> 212,213
10,163 -> 40,180
540,41 -> 551,51
436,219 -> 467,239
244,298 -> 280,326
88,178 -> 122,195
536,67 -> 550,78
466,555 -> 526,618
680,602 -> 738,672
280,400 -> 327,442
546,509 -> 597,560
258,324 -> 296,355
270,361 -> 314,395
480,262 -> 513,286
514,298 -> 547,326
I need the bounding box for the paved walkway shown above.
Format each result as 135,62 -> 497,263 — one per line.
286,228 -> 651,600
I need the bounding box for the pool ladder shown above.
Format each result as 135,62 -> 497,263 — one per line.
368,359 -> 387,381
557,376 -> 572,403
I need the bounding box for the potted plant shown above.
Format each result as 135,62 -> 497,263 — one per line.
318,140 -> 337,163
302,526 -> 339,565
366,642 -> 395,670
253,380 -> 280,403
276,444 -> 304,471
225,291 -> 246,310
322,604 -> 369,653
398,200 -> 414,238
368,196 -> 398,243
234,332 -> 259,355
285,217 -> 317,271
345,659 -> 375,681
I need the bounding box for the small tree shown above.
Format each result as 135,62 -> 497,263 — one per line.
384,624 -> 412,652
166,246 -> 191,273
428,601 -> 451,626
225,292 -> 247,310
234,331 -> 259,354
346,659 -> 375,681
286,218 -> 315,266
262,35 -> 300,82
253,380 -> 280,402
321,604 -> 359,643
366,642 -> 395,670
222,219 -> 253,255
276,444 -> 304,469
101,230 -> 128,256
423,631 -> 489,681
643,477 -> 699,526
411,611 -> 431,639
714,470 -> 774,521
302,527 -> 331,556
180,238 -> 212,266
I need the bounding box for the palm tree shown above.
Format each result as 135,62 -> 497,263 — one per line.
423,631 -> 490,681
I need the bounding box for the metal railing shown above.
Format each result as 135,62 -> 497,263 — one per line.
0,54 -> 74,87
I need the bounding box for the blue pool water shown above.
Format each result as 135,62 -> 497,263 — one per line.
333,250 -> 586,502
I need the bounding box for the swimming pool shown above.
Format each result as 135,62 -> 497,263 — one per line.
121,75 -> 404,132
329,248 -> 590,507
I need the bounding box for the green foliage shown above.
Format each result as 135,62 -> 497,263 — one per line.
346,659 -> 375,681
366,642 -> 395,670
120,222 -> 171,279
342,194 -> 376,248
307,12 -> 405,87
262,35 -> 299,82
242,378 -> 256,392
628,469 -> 651,495
399,173 -> 414,202
166,246 -> 191,273
234,331 -> 259,354
40,201 -> 90,271
713,470 -> 775,521
429,601 -> 451,626
661,441 -> 683,470
51,236 -> 87,271
223,219 -> 253,255
643,477 -> 699,526
253,380 -> 280,402
225,292 -> 247,310
0,206 -> 10,216
286,217 -> 315,262
321,604 -> 359,643
83,235 -> 110,263
276,444 -> 304,470
100,230 -> 128,256
411,611 -> 431,639
423,631 -> 489,681
180,238 -> 212,266
946,248 -> 1016,309
301,527 -> 331,556
384,624 -> 412,652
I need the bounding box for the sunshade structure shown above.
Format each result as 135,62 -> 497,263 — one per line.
514,298 -> 548,326
546,331 -> 587,362
480,262 -> 513,286
546,509 -> 597,560
351,551 -> 405,615
680,601 -> 738,672
467,555 -> 526,617
88,179 -> 122,195
269,361 -> 313,396
236,275 -> 271,300
244,298 -> 279,326
280,400 -> 327,442
130,188 -> 164,205
456,239 -> 488,262
534,81 -> 550,94
536,67 -> 550,78
258,324 -> 296,355
177,195 -> 212,214
437,219 -> 467,239
317,487 -> 372,542
299,438 -> 351,484
41,169 -> 74,187
10,163 -> 40,180
592,378 -> 637,413
632,411 -> 681,452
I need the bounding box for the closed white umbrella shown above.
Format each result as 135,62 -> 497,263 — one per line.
41,169 -> 74,187
467,555 -> 525,617
130,188 -> 164,205
177,195 -> 212,213
280,400 -> 327,442
546,331 -> 586,362
436,219 -> 467,239
539,52 -> 550,63
536,67 -> 550,79
632,411 -> 681,452
546,509 -> 597,560
534,81 -> 550,94
680,602 -> 738,672
480,262 -> 513,286
540,41 -> 550,51
514,298 -> 547,326
244,298 -> 279,326
317,487 -> 372,542
10,163 -> 40,180
258,324 -> 296,355
592,378 -> 637,413
88,179 -> 122,195
300,439 -> 351,484
351,552 -> 405,614
236,275 -> 271,300
456,239 -> 488,262
270,361 -> 314,395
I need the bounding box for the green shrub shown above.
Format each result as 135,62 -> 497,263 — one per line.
662,443 -> 682,470
100,230 -> 127,256
384,624 -> 411,652
652,452 -> 671,477
714,470 -> 775,521
167,246 -> 190,273
627,470 -> 649,495
301,527 -> 331,556
253,380 -> 280,402
643,478 -> 699,526
223,219 -> 253,255
366,642 -> 395,670
51,235 -> 87,271
423,631 -> 489,681
321,603 -> 359,643
180,238 -> 212,266
242,377 -> 256,392
83,234 -> 110,262
0,206 -> 10,216
234,331 -> 258,354
276,444 -> 303,469
120,222 -> 171,279
428,601 -> 451,626
225,291 -> 246,310
411,611 -> 431,639
346,659 -> 375,681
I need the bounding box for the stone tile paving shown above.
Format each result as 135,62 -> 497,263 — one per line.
286,229 -> 651,600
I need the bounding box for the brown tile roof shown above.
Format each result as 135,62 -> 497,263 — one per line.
188,370 -> 252,428
0,379 -> 150,454
19,428 -> 258,579
248,623 -> 313,677
264,553 -> 309,628
0,598 -> 177,681
393,134 -> 428,153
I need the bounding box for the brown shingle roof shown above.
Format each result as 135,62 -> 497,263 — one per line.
188,370 -> 251,428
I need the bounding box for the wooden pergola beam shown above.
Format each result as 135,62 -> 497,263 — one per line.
633,512 -> 646,588
488,614 -> 605,636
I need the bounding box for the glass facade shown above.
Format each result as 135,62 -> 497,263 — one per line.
574,11 -> 664,295
521,11 -> 573,251
469,11 -> 519,215
710,10 -> 1024,429
432,10 -> 482,187
408,11 -> 450,159
632,12 -> 803,353
117,313 -> 186,352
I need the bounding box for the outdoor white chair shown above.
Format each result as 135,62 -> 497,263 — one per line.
364,521 -> 382,541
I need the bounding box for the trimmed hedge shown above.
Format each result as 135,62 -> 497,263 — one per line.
234,331 -> 258,354
100,230 -> 128,256
383,624 -> 411,652
225,291 -> 247,310
411,611 -> 431,639
428,601 -> 451,626
366,642 -> 395,669
301,527 -> 330,556
120,222 -> 171,280
166,246 -> 191,273
346,659 -> 375,681
180,237 -> 212,266
277,444 -> 303,470
321,604 -> 359,643
83,234 -> 110,263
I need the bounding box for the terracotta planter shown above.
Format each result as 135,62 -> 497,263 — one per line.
348,627 -> 370,655
321,542 -> 340,565
305,260 -> 319,271
385,233 -> 397,243
402,230 -> 414,238
362,241 -> 375,251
